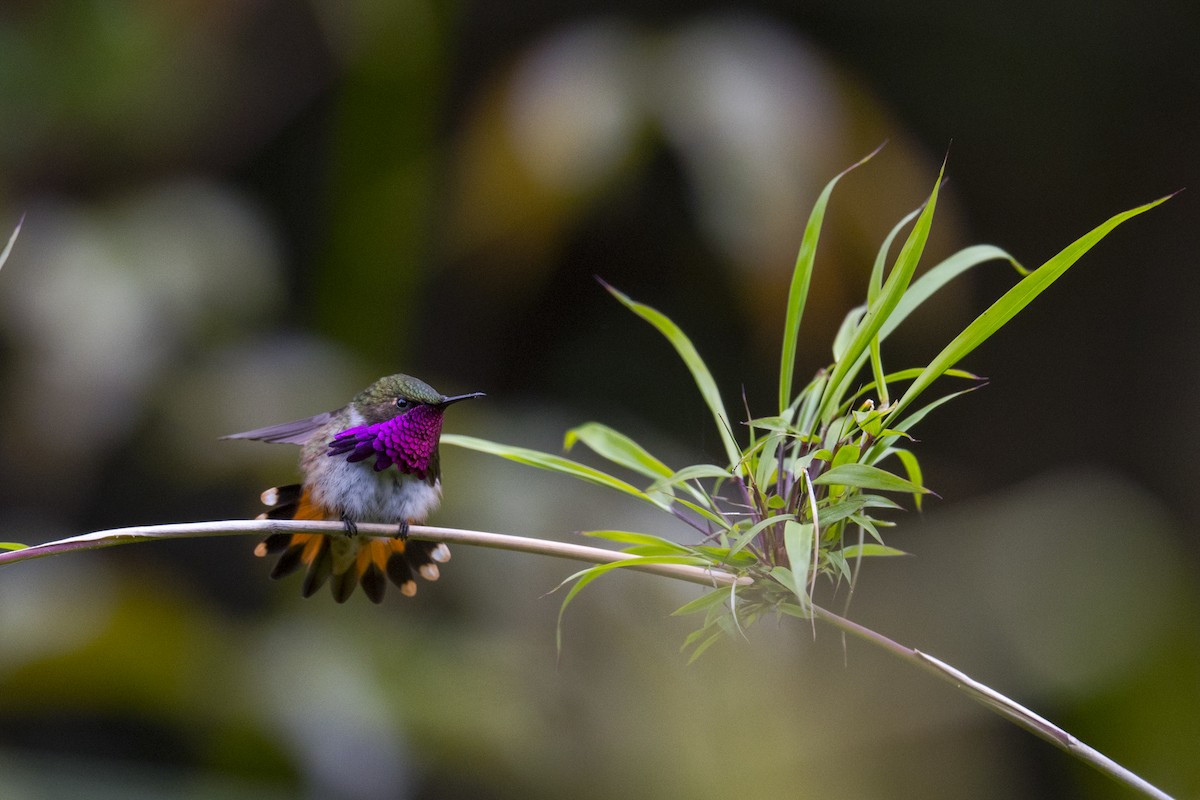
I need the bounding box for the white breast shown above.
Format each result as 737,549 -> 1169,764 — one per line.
307,456 -> 443,524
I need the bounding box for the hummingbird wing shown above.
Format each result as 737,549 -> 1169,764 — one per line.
221,411 -> 336,445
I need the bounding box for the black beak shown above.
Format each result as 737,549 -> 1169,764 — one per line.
439,392 -> 486,407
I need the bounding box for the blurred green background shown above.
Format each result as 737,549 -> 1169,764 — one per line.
0,2 -> 1197,798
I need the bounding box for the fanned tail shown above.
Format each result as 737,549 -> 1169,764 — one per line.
252,484 -> 450,603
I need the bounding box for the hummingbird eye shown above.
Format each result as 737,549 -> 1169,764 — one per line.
394,397 -> 412,410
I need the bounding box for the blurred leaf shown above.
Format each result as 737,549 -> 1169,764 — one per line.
684,629 -> 725,664
0,542 -> 29,551
0,215 -> 22,272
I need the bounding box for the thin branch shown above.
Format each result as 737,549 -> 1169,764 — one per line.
0,520 -> 1173,799
0,520 -> 752,589
809,605 -> 1175,800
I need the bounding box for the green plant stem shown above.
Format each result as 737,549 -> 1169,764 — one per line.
0,520 -> 1173,799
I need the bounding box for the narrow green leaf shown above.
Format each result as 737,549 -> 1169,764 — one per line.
777,602 -> 814,620
745,415 -> 796,433
779,145 -> 882,414
647,464 -> 732,493
601,281 -> 742,470
832,305 -> 867,362
878,245 -> 1023,344
850,513 -> 886,545
845,367 -> 978,410
888,194 -> 1173,422
555,554 -> 711,651
0,542 -> 29,551
442,434 -> 668,509
825,549 -> 853,584
782,520 -> 815,607
814,463 -> 927,494
839,543 -> 910,558
836,246 -> 1017,412
564,422 -> 673,480
752,433 -> 787,491
555,564 -> 608,653
682,619 -> 720,648
868,336 -> 888,406
728,514 -> 794,556
770,566 -> 799,597
818,494 -> 901,526
820,162 -> 946,423
864,204 -> 928,404
671,494 -> 732,530
556,554 -> 708,592
672,588 -> 730,616
794,371 -> 829,434
867,384 -> 983,466
889,448 -> 925,510
831,444 -> 861,469
583,529 -> 693,554
685,630 -> 726,664
869,202 -> 925,303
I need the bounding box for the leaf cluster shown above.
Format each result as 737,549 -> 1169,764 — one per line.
445,152 -> 1168,658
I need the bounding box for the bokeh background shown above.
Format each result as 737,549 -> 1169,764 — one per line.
0,2 -> 1197,798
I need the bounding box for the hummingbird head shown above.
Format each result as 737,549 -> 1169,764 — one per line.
331,373 -> 484,478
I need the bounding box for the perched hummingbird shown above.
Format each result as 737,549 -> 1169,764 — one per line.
224,374 -> 484,604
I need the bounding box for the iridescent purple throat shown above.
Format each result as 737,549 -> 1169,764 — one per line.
327,406 -> 444,479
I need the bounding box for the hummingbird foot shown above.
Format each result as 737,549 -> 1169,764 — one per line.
395,520 -> 410,541
340,513 -> 358,537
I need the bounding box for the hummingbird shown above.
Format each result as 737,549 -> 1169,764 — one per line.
224,374 -> 484,604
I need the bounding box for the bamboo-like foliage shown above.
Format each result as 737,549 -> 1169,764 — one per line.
443,154 -> 1171,660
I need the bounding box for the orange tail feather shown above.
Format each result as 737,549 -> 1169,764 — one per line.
252,484 -> 451,603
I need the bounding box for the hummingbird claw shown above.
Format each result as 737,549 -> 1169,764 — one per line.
395,520 -> 410,541
340,514 -> 358,537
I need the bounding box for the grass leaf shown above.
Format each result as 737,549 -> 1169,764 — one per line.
672,588 -> 730,616
813,463 -> 927,494
888,194 -> 1173,422
600,281 -> 743,471
782,520 -> 815,608
779,145 -> 882,414
442,434 -> 669,509
583,530 -> 694,554
839,543 -> 910,558
564,422 -> 673,480
819,161 -> 946,423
